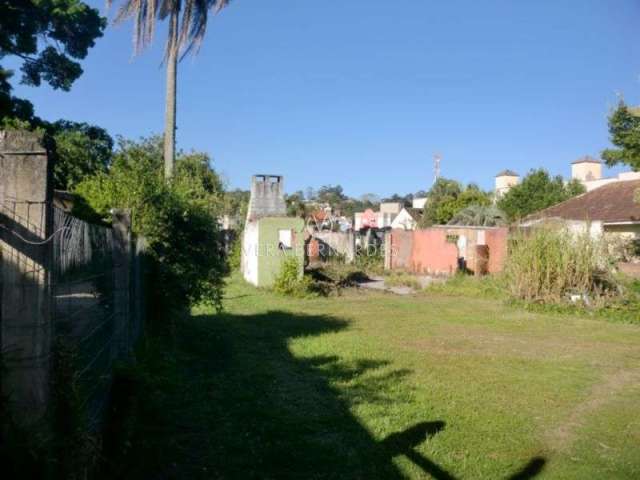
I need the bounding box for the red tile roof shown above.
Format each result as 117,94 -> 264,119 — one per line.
526,180 -> 640,224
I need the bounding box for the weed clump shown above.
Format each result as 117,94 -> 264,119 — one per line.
505,227 -> 614,304
273,257 -> 315,298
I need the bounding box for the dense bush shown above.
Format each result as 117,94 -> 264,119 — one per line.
272,256 -> 315,298
504,227 -> 614,304
74,136 -> 226,313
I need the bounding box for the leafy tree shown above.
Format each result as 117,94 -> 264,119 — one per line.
419,179 -> 492,226
381,193 -> 412,206
286,191 -> 307,218
0,0 -> 105,121
602,101 -> 640,171
448,205 -> 507,227
497,169 -> 585,221
316,184 -> 347,206
360,193 -> 381,205
223,188 -> 250,220
109,0 -> 231,178
48,120 -> 114,190
74,136 -> 226,312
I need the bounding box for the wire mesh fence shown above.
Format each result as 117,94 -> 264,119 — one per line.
1,199 -> 146,432
52,206 -> 118,430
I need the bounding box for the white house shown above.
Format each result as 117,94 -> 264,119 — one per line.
390,208 -> 422,230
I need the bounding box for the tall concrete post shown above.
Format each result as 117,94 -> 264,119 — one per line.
0,130 -> 53,424
111,209 -> 131,360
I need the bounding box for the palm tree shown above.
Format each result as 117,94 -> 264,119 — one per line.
448,205 -> 507,227
109,0 -> 231,178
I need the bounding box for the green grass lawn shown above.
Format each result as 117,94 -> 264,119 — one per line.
108,275 -> 640,479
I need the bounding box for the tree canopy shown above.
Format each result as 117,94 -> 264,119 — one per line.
48,120 -> 114,190
419,178 -> 492,226
74,136 -> 226,310
602,101 -> 640,171
0,0 -> 105,121
497,169 -> 585,221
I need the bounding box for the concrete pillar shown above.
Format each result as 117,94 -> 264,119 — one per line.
384,231 -> 392,270
111,209 -> 131,360
0,130 -> 53,424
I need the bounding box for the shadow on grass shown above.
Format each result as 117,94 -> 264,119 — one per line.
98,309 -> 546,479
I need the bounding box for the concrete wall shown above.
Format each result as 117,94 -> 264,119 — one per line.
485,228 -> 509,273
257,217 -> 305,287
242,216 -> 305,287
313,231 -> 355,263
246,175 -> 286,221
388,229 -> 413,270
241,221 -> 259,285
0,130 -> 52,424
410,229 -> 459,275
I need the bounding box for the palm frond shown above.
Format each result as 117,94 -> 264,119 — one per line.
109,0 -> 231,60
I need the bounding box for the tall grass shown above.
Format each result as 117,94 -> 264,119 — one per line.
505,227 -> 613,304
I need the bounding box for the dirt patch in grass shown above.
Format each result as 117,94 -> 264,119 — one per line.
399,324 -> 640,363
544,368 -> 640,452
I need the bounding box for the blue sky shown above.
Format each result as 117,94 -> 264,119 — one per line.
10,0 -> 640,197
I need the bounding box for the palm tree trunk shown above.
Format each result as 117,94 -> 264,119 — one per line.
163,8 -> 179,179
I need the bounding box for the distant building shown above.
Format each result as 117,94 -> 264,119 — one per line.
494,170 -> 520,198
241,175 -> 304,287
379,202 -> 403,215
412,197 -> 427,209
571,155 -> 640,191
495,157 -> 640,199
390,208 -> 423,230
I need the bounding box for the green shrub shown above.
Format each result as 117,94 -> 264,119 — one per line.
505,227 -> 614,304
74,136 -> 227,314
354,245 -> 384,276
384,272 -> 421,290
227,236 -> 242,272
425,273 -> 507,299
273,257 -> 315,298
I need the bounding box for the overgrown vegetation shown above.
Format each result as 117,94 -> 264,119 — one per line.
384,272 -> 422,290
424,227 -> 640,324
354,245 -> 385,276
74,136 -> 227,313
272,256 -> 315,298
425,272 -> 507,299
504,227 -> 613,304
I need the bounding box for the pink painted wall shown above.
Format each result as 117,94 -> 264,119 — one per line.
389,229 -> 413,270
387,227 -> 509,275
485,228 -> 508,273
410,229 -> 459,275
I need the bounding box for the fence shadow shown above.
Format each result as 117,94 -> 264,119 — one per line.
99,309 -> 546,480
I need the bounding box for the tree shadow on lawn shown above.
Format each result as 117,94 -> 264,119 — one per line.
100,309 -> 546,480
